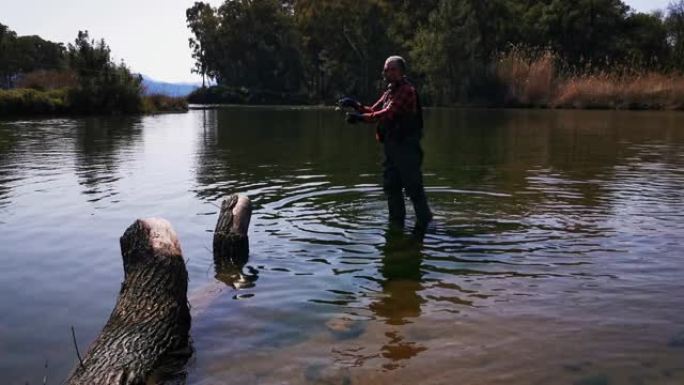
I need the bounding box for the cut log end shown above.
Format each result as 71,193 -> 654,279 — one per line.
67,218 -> 191,385
213,194 -> 252,267
120,218 -> 184,276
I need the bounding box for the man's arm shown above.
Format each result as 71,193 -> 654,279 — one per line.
359,92 -> 387,113
339,92 -> 386,113
360,85 -> 415,123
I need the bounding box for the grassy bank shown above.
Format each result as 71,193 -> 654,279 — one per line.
496,50 -> 684,110
0,89 -> 68,115
0,88 -> 188,117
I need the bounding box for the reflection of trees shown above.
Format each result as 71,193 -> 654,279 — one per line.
72,116 -> 142,201
195,107 -> 684,218
426,109 -> 684,188
0,116 -> 143,206
193,107 -> 380,203
425,109 -> 684,233
187,108 -> 684,379
0,125 -> 17,208
194,106 -> 684,305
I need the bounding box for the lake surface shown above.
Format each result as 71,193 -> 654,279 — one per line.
1,107 -> 684,385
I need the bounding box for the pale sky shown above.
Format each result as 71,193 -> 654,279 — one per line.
0,0 -> 674,83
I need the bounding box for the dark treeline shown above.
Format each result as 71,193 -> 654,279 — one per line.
0,24 -> 186,115
186,0 -> 684,106
0,23 -> 65,89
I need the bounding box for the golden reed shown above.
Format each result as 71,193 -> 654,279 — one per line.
495,48 -> 684,110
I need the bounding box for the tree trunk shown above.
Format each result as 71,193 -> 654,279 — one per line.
213,194 -> 252,269
66,218 -> 191,385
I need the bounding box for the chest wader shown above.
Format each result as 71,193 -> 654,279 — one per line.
378,94 -> 432,229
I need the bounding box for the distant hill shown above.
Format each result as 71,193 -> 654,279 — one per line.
140,75 -> 200,97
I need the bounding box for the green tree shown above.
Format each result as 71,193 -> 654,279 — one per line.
530,0 -> 631,66
13,35 -> 66,73
0,23 -> 65,88
383,0 -> 439,51
622,11 -> 669,68
294,0 -> 398,101
67,31 -> 143,114
68,31 -> 112,79
0,23 -> 17,88
208,0 -> 303,92
186,2 -> 218,87
666,1 -> 684,69
411,0 -> 488,103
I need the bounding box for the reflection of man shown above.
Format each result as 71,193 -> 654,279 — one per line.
369,228 -> 424,325
340,56 -> 432,232
369,228 -> 427,369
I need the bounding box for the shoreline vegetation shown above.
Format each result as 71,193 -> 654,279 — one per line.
184,0 -> 684,111
0,26 -> 187,117
187,49 -> 684,111
0,87 -> 188,117
495,49 -> 684,110
5,0 -> 684,116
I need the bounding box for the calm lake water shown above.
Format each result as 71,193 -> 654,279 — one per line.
1,107 -> 684,385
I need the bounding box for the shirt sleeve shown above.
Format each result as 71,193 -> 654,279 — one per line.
362,85 -> 415,123
359,91 -> 388,113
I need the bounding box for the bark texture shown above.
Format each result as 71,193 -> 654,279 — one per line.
66,218 -> 191,385
213,194 -> 252,268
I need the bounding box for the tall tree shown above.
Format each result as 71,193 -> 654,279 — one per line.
0,23 -> 65,88
13,35 -> 66,73
411,0 -> 503,103
666,0 -> 684,69
186,0 -> 304,92
622,11 -> 669,68
187,2 -> 218,87
531,0 -> 630,66
294,0 -> 399,101
67,31 -> 143,114
68,31 -> 113,79
0,23 -> 17,88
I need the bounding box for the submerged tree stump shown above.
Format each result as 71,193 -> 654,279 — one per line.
213,194 -> 252,268
66,218 -> 191,385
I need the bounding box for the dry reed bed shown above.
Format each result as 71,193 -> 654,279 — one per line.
496,50 -> 684,110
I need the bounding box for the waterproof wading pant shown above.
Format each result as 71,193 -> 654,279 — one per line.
382,137 -> 432,226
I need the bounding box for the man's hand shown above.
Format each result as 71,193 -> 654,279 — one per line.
338,97 -> 361,110
345,112 -> 364,125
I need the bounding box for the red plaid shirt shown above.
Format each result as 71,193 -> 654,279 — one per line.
360,78 -> 417,123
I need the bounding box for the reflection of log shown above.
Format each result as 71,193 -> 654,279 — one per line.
66,218 -> 191,385
213,194 -> 252,268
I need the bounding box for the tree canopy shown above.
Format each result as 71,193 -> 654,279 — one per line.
0,25 -> 152,114
0,23 -> 66,88
187,0 -> 684,105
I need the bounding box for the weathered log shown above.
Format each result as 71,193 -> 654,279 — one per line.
213,194 -> 252,268
66,218 -> 191,385
212,194 -> 257,289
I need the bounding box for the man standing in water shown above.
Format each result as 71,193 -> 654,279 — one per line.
340,56 -> 432,233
